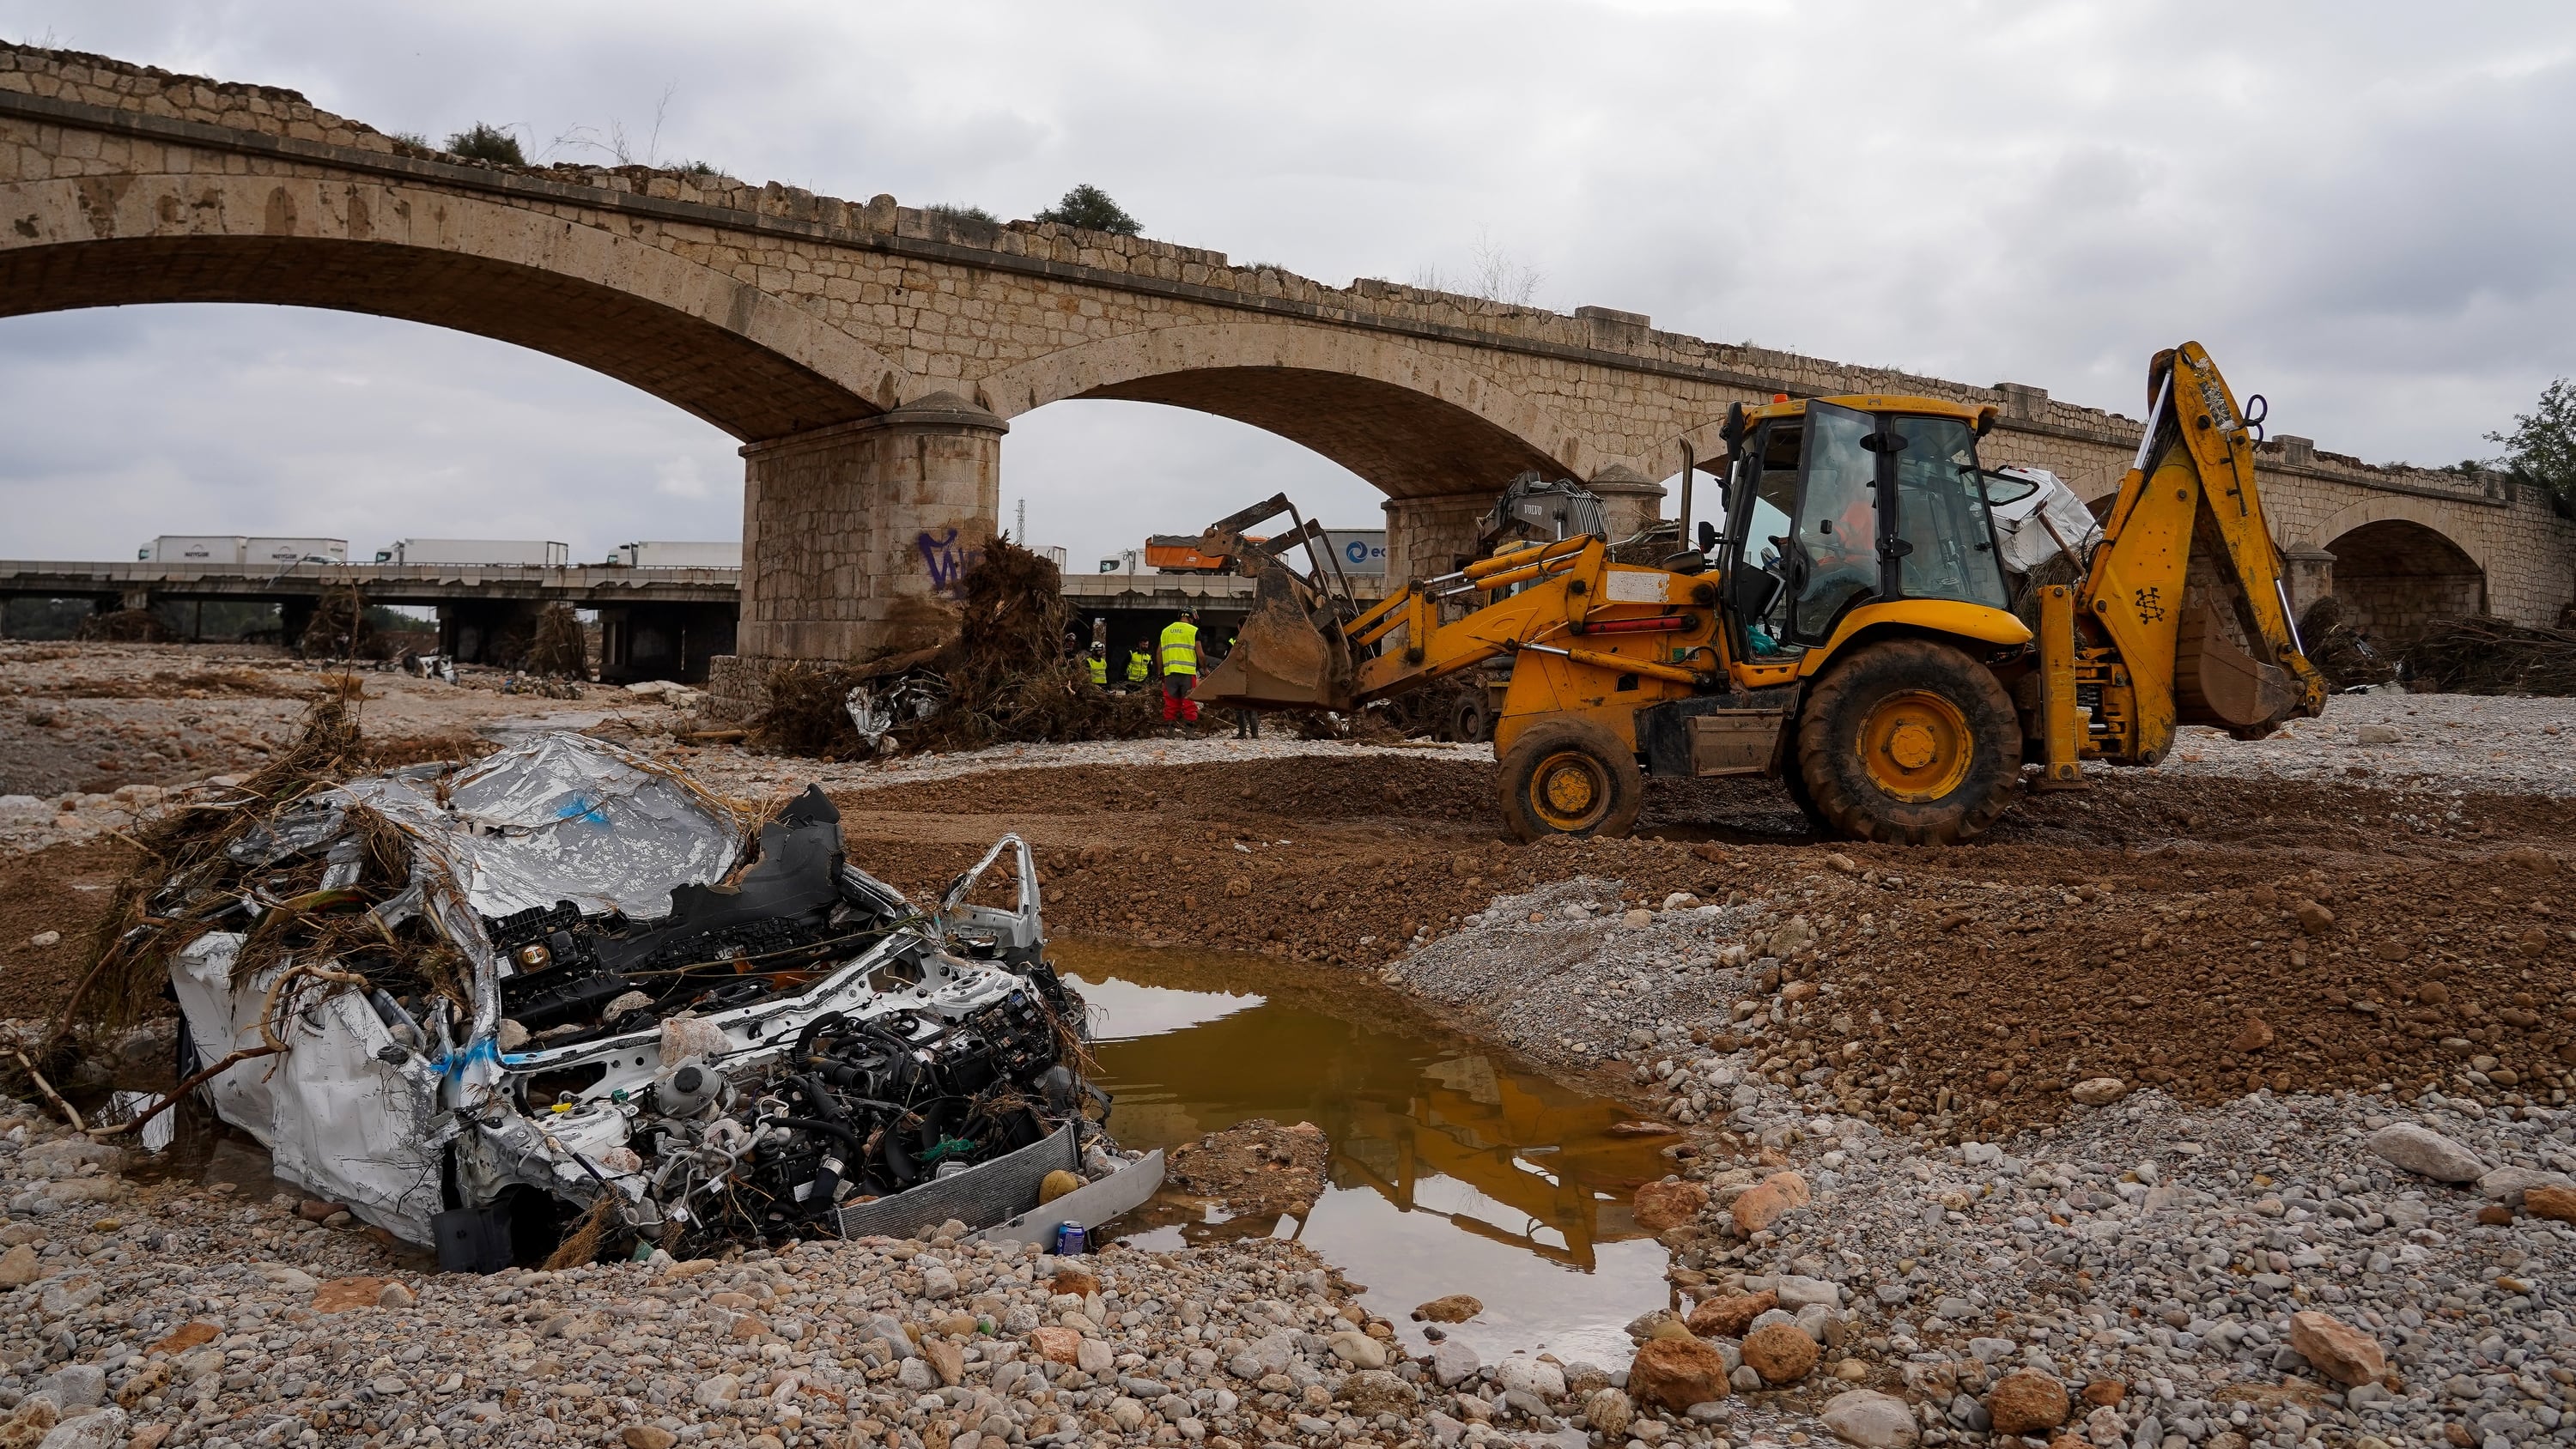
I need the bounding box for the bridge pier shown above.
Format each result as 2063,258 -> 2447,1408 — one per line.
1381,467 -> 1668,589
278,597 -> 318,651
1583,464 -> 1668,542
2283,544 -> 2336,618
1382,492 -> 1496,585
733,392 -> 1005,670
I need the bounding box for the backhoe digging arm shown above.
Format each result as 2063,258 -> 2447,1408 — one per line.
2064,343 -> 2328,769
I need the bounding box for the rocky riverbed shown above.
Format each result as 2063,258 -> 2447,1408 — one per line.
5,1069 -> 2576,1449
5,643 -> 2573,1449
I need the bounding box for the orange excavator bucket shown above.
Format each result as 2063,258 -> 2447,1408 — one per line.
1194,563 -> 1356,712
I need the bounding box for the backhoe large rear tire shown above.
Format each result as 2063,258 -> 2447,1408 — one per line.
1498,718 -> 1644,843
1777,755 -> 1836,836
1795,638 -> 2020,846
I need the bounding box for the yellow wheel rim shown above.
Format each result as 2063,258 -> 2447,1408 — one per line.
1857,689 -> 1972,803
1529,749 -> 1611,832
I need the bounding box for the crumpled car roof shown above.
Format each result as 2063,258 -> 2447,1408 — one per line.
344,731 -> 744,920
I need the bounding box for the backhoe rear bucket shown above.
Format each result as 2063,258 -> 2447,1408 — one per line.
2174,602 -> 2298,732
1194,564 -> 1354,712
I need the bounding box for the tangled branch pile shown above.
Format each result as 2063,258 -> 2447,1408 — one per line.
297,581 -> 386,661
40,680 -> 471,1070
525,603 -> 590,677
750,540 -> 1162,757
76,607 -> 172,643
2398,615 -> 2576,695
2295,596 -> 2396,690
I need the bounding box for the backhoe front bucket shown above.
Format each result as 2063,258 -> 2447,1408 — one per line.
1194,564 -> 1354,712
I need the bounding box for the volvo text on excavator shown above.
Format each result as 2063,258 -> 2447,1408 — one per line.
1192,343 -> 2326,845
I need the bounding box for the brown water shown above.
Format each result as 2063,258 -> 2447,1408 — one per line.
1054,937 -> 1675,1367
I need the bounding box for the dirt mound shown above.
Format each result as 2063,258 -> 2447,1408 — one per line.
749,541 -> 1168,758
854,753 -> 1498,827
1826,841 -> 2571,1139
0,834 -> 149,1022
39,667 -> 313,702
836,756 -> 1739,965
1165,1119 -> 1331,1219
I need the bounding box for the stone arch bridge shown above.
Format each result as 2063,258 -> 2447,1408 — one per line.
3,45 -> 2567,675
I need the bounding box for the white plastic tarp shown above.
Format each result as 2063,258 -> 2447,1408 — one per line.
343,732 -> 742,920
1991,467 -> 2104,577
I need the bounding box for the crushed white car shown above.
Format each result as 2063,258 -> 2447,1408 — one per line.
141,732 -> 1153,1268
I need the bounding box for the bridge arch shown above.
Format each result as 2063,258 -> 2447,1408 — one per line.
0,173 -> 908,440
2314,498 -> 2488,645
975,322 -> 1590,500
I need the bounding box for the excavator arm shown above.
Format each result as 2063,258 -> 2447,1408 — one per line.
2044,343 -> 2328,777
1198,531 -> 1723,720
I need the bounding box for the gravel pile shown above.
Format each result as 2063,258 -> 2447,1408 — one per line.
1391,875 -> 1765,1071
2151,693 -> 2576,798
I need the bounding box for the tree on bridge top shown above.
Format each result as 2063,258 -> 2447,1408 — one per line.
1036,184 -> 1140,236
443,122 -> 527,167
2487,377 -> 2576,516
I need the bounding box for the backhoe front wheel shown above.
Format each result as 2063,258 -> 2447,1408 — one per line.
1498,718 -> 1643,843
1795,639 -> 2021,846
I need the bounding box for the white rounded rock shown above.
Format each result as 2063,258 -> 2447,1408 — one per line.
2069,1078 -> 2129,1106
2367,1123 -> 2487,1182
1822,1388 -> 1919,1447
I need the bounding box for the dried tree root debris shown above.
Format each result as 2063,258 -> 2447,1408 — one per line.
749,541 -> 1166,759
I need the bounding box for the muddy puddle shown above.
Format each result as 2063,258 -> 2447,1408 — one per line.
1054,937 -> 1674,1367
117,1098 -> 305,1201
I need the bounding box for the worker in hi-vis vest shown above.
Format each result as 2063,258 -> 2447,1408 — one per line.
1124,644 -> 1151,687
1085,644 -> 1108,687
1157,609 -> 1201,724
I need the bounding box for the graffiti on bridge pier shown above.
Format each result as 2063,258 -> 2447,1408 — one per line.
915,528 -> 983,597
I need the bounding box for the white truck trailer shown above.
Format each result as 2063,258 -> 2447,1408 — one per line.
604,541 -> 741,568
375,539 -> 570,567
245,537 -> 349,565
138,535 -> 246,564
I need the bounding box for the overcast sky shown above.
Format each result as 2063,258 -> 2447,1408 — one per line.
3,1 -> 2572,570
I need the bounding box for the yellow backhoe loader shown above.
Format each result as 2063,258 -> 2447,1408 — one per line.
1194,343 -> 2327,844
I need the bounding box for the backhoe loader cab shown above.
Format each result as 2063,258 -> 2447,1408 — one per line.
1716,396 -> 2016,658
